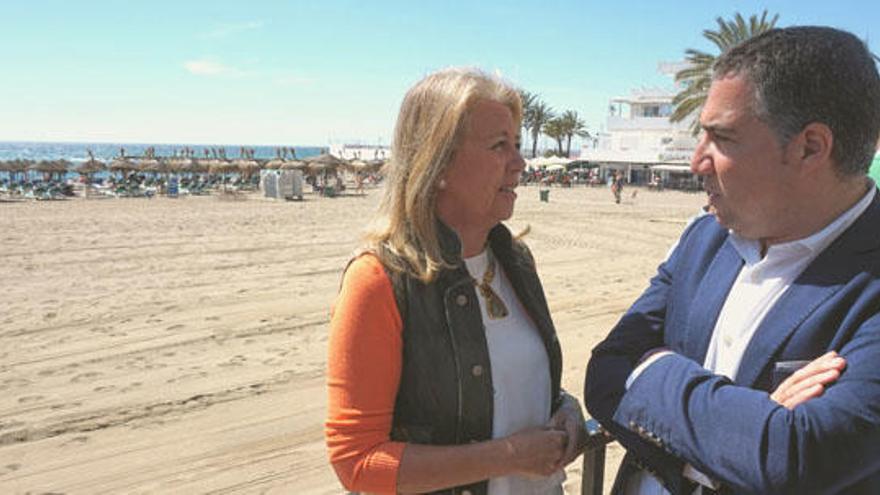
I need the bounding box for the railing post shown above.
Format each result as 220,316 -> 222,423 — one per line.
581,418 -> 612,495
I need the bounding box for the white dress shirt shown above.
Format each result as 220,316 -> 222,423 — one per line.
624,185 -> 876,495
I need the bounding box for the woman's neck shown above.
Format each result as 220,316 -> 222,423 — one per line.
457,227 -> 490,258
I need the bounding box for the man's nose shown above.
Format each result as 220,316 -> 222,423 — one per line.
690,138 -> 712,175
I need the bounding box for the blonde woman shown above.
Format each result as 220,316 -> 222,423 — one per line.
326,67 -> 585,495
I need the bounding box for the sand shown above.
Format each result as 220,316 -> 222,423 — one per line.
0,185 -> 705,494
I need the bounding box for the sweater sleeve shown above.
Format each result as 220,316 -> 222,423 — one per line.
325,254 -> 406,494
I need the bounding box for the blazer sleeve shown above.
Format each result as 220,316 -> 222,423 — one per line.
615,312 -> 880,494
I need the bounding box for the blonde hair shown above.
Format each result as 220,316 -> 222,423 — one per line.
364,67 -> 523,283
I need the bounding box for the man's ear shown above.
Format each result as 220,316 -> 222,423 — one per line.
797,122 -> 834,167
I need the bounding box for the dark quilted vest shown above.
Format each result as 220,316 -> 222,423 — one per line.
385,222 -> 563,495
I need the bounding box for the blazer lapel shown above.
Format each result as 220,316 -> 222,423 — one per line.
683,238 -> 742,362
736,191 -> 880,387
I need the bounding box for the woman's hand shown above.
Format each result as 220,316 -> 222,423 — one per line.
503,427 -> 568,478
547,392 -> 587,469
770,351 -> 846,410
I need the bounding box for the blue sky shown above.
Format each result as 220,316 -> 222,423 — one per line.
1,0 -> 877,147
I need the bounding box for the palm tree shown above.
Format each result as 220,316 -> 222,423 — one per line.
524,100 -> 554,158
544,118 -> 566,156
519,90 -> 537,153
671,10 -> 779,134
559,110 -> 590,157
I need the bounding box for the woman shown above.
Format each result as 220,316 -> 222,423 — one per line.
326,67 -> 585,495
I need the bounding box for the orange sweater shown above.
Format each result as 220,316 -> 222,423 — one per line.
325,254 -> 406,494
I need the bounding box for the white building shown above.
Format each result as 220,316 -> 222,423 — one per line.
580,63 -> 700,189
329,143 -> 391,161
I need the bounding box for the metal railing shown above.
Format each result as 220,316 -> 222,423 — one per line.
581,418 -> 615,495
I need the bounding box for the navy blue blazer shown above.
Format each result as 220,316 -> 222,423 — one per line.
585,193 -> 880,494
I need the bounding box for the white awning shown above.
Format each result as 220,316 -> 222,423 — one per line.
650,164 -> 693,173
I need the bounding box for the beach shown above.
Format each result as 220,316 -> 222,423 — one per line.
0,185 -> 705,494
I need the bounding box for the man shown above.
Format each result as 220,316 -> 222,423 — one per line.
585,26 -> 880,494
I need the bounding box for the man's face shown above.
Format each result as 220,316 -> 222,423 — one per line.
691,75 -> 799,243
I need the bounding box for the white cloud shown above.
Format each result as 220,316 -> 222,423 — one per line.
183,59 -> 241,77
199,21 -> 265,39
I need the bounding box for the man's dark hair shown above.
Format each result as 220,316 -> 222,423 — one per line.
714,26 -> 880,176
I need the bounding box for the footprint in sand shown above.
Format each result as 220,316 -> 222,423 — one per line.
17,395 -> 44,404
2,377 -> 32,387
51,401 -> 82,411
166,324 -> 185,331
120,382 -> 143,392
0,463 -> 21,477
93,385 -> 116,393
219,355 -> 247,367
70,372 -> 102,383
205,316 -> 221,321
61,435 -> 89,447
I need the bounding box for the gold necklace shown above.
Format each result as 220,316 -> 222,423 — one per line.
475,251 -> 509,319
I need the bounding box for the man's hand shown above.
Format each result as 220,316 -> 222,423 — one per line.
547,392 -> 586,469
770,351 -> 846,410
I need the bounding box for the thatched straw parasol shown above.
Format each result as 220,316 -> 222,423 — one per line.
305,153 -> 345,174
234,159 -> 260,174
0,159 -> 30,184
264,159 -> 286,170
0,159 -> 29,173
30,159 -> 70,181
77,157 -> 106,175
138,158 -> 172,175
280,160 -> 308,171
180,159 -> 207,174
207,159 -> 236,175
110,157 -> 138,173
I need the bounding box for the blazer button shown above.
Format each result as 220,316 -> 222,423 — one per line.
456,294 -> 468,306
472,365 -> 483,377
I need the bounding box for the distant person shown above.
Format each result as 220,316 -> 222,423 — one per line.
326,67 -> 586,495
611,171 -> 624,203
585,26 -> 880,493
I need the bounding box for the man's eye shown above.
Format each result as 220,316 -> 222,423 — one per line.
492,141 -> 506,150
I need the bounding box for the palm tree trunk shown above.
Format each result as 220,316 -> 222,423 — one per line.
531,128 -> 539,158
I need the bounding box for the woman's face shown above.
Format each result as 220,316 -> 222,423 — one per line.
436,99 -> 524,239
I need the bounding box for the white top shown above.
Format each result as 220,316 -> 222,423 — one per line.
625,185 -> 876,495
464,249 -> 564,495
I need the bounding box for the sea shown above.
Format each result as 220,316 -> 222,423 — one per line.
0,141 -> 325,180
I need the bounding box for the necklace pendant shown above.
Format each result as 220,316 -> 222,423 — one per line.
485,291 -> 509,319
